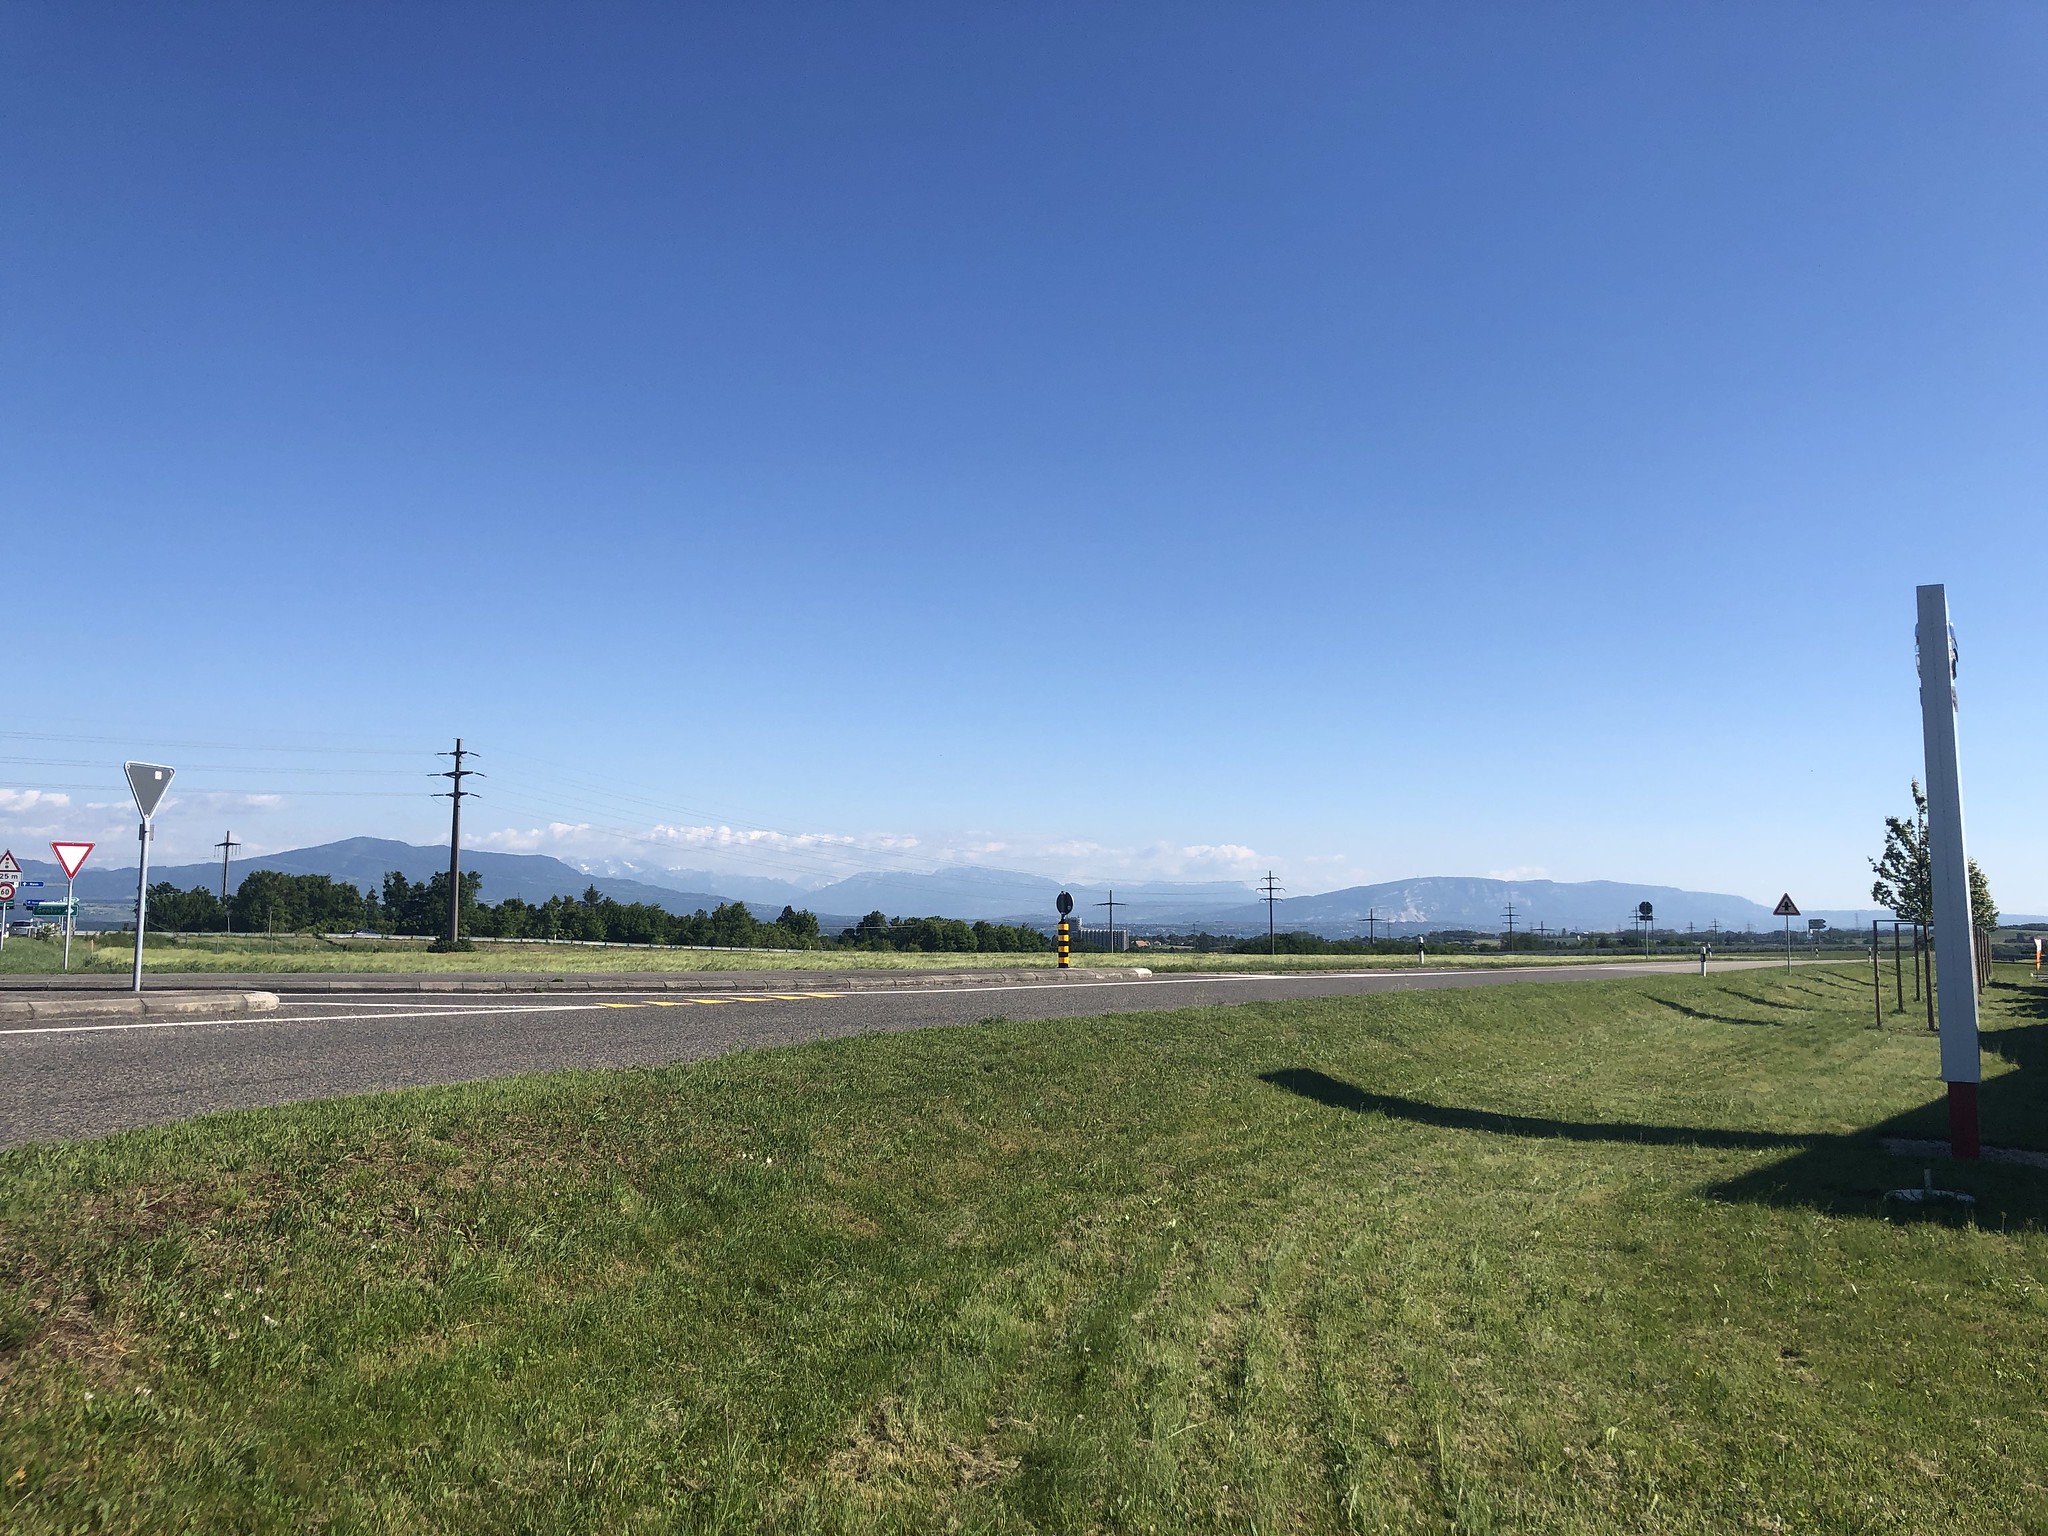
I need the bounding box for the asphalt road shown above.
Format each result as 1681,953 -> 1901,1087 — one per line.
0,959 -> 1788,1146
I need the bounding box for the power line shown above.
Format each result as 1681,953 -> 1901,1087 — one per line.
1502,901 -> 1517,953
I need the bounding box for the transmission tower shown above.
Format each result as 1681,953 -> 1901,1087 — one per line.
436,739 -> 482,945
1094,888 -> 1121,954
1502,901 -> 1517,953
215,829 -> 241,936
1259,871 -> 1284,956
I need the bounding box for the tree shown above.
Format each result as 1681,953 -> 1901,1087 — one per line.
148,884 -> 225,932
1869,781 -> 1931,923
776,906 -> 821,942
1969,860 -> 2000,933
1870,780 -> 1999,931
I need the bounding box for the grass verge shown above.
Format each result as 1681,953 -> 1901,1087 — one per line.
2,966 -> 2044,1532
0,931 -> 1746,978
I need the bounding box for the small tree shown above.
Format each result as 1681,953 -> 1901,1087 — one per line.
1870,779 -> 1998,931
1969,860 -> 2000,932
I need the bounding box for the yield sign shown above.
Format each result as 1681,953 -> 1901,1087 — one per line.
125,761 -> 175,819
1773,893 -> 1801,918
51,842 -> 95,880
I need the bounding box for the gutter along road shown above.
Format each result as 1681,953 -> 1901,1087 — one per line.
1,959 -> 1813,1146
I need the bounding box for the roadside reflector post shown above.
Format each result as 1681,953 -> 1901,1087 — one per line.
1055,890 -> 1073,970
1700,943 -> 1711,977
123,763 -> 175,994
1914,583 -> 1981,1159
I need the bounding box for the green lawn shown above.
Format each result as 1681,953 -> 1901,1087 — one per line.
0,930 -> 1773,978
3,966 -> 2043,1532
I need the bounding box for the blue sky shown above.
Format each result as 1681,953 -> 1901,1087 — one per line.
3,3 -> 2043,910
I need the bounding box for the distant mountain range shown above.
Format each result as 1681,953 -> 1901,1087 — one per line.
7,839 -> 2009,935
7,838 -> 727,919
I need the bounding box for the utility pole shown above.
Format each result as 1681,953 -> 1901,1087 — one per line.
1259,872 -> 1283,957
215,829 -> 241,937
1502,901 -> 1517,953
436,739 -> 480,946
1365,907 -> 1380,944
1094,889 -> 1120,954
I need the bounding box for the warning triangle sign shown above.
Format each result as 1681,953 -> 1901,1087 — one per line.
0,850 -> 20,877
50,842 -> 94,880
1773,893 -> 1800,917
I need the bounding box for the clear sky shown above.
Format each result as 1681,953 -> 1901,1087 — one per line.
3,3 -> 2043,910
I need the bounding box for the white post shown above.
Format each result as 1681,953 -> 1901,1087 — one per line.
1915,583 -> 1980,1157
131,820 -> 151,993
63,873 -> 75,972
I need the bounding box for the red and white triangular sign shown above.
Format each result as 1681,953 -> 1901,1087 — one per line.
0,850 -> 20,877
1773,892 -> 1800,917
51,842 -> 95,880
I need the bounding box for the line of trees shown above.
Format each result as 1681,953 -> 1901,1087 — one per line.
837,912 -> 1051,953
143,870 -> 1051,953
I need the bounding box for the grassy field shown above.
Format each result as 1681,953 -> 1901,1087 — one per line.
3,966 -> 2043,1532
0,930 -> 1792,978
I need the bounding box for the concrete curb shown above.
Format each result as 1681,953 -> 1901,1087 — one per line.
0,992 -> 281,1023
0,969 -> 1153,998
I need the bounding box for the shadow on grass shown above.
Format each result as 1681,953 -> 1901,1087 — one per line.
1652,998 -> 1780,1028
1263,1037 -> 2048,1229
1260,1069 -> 1813,1152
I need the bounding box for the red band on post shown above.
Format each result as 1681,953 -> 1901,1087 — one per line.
1947,1081 -> 1980,1160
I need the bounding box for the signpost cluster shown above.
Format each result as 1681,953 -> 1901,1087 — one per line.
1,843 -> 94,970
2,760 -> 177,985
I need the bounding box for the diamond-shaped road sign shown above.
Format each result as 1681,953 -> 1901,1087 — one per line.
125,761 -> 175,820
1773,893 -> 1801,918
51,842 -> 94,880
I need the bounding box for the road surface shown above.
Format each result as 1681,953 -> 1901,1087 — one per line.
0,959 -> 1791,1146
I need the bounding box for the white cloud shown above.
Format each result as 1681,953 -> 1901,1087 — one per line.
0,789 -> 71,812
471,822 -> 594,853
1486,866 -> 1550,882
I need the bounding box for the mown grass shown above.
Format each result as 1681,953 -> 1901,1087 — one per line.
0,930 -> 1719,978
2,966 -> 2043,1532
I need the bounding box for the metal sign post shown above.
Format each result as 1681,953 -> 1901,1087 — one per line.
1774,894 -> 1800,968
1915,584 -> 1981,1159
0,849 -> 17,954
1055,890 -> 1073,970
123,764 -> 175,992
50,843 -> 94,973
